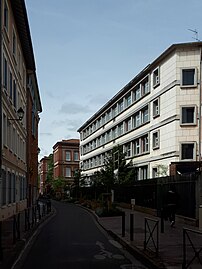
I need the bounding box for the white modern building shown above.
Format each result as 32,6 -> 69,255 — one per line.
78,42 -> 202,182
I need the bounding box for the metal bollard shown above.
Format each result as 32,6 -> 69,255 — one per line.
122,212 -> 125,237
130,213 -> 134,241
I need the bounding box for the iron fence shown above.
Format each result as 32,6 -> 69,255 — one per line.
0,199 -> 52,262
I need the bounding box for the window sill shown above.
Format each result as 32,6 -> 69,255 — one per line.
180,84 -> 197,89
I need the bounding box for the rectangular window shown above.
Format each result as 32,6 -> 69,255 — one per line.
142,135 -> 149,153
108,130 -> 112,141
153,67 -> 160,87
134,85 -> 141,101
9,71 -> 13,99
153,98 -> 160,117
134,112 -> 141,128
142,106 -> 149,123
7,120 -> 11,148
135,166 -> 148,180
101,115 -> 106,125
118,100 -> 124,113
3,113 -> 7,146
13,80 -> 17,108
134,139 -> 140,155
125,118 -> 132,132
181,68 -> 197,87
142,76 -> 150,95
12,173 -> 16,203
134,134 -> 149,155
118,123 -> 124,136
140,166 -> 148,180
153,131 -> 160,149
12,31 -> 16,56
112,127 -> 118,139
181,106 -> 196,125
3,55 -> 8,90
74,152 -> 79,161
8,172 -> 12,204
112,105 -> 118,118
65,151 -> 71,161
4,1 -> 9,31
124,143 -> 131,157
180,142 -> 195,160
65,167 -> 71,177
125,93 -> 132,107
2,169 -> 7,205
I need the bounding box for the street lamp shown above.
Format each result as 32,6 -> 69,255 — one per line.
8,107 -> 25,121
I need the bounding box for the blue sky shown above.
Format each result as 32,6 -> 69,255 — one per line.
25,0 -> 202,159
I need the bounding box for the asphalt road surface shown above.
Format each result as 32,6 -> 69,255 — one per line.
13,201 -> 147,269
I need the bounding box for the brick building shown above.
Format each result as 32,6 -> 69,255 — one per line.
38,156 -> 51,195
53,139 -> 80,185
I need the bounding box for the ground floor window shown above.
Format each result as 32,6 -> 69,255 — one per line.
135,165 -> 148,180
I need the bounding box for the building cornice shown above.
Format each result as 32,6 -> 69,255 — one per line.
11,0 -> 35,71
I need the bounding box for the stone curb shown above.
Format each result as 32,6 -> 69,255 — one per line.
80,204 -> 166,269
1,209 -> 55,269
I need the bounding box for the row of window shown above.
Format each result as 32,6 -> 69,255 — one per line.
64,167 -> 78,178
82,141 -> 196,176
81,75 -> 151,140
3,113 -> 26,162
82,101 -> 197,155
65,151 -> 79,161
81,67 -> 197,141
3,53 -> 25,112
82,132 -> 159,170
3,1 -> 26,88
0,169 -> 26,206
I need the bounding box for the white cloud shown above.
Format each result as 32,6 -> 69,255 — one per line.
59,103 -> 92,114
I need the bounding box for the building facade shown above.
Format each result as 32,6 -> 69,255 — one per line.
27,72 -> 42,206
38,156 -> 51,195
53,139 -> 80,185
78,42 -> 202,182
0,0 -> 41,220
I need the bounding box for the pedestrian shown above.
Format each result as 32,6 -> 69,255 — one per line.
166,184 -> 179,227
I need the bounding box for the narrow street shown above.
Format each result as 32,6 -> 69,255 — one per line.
13,201 -> 147,269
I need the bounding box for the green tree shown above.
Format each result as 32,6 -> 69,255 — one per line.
155,164 -> 168,177
46,154 -> 54,182
51,177 -> 66,193
91,145 -> 136,191
45,154 -> 54,195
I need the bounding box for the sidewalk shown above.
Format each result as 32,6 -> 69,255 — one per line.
0,200 -> 54,269
98,207 -> 202,269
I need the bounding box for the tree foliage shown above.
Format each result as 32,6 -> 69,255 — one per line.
91,145 -> 136,191
51,177 -> 66,192
46,154 -> 54,183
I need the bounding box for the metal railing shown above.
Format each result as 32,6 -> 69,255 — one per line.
182,228 -> 202,268
0,199 -> 52,261
144,217 -> 159,257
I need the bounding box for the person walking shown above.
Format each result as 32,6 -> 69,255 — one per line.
166,185 -> 179,227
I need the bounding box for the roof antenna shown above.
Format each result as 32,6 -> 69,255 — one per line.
188,28 -> 200,41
